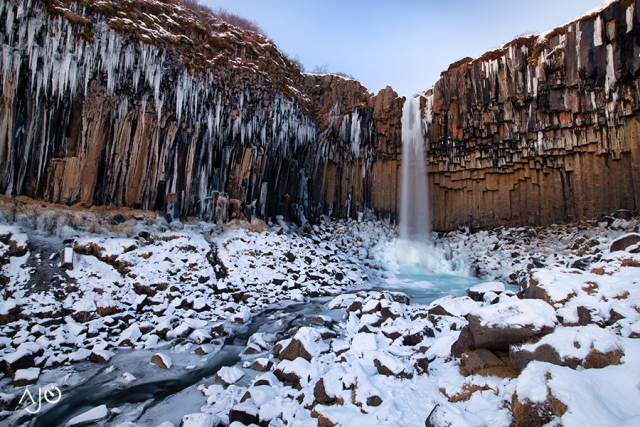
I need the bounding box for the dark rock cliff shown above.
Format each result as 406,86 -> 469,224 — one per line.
425,0 -> 640,230
2,0 -> 638,231
0,0 -> 404,225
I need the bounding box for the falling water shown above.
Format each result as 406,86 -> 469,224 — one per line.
399,96 -> 430,242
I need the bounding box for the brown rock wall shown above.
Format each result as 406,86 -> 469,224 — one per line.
426,0 -> 640,230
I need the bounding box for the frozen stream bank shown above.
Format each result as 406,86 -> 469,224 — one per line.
1,200 -> 640,426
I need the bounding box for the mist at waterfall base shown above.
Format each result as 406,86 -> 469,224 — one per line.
375,97 -> 479,304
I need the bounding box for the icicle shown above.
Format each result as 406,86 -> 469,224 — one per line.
594,16 -> 603,47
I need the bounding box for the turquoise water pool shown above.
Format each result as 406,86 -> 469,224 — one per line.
374,266 -> 482,305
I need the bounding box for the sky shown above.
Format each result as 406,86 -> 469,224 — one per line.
200,0 -> 606,97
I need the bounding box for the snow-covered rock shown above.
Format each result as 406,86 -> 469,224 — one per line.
65,405 -> 108,426
151,353 -> 172,369
215,366 -> 245,386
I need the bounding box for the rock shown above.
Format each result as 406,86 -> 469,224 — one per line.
179,413 -> 219,427
425,403 -> 486,427
510,343 -> 563,371
273,358 -> 314,390
194,345 -> 215,356
151,353 -> 172,369
512,394 -> 567,427
614,209 -> 634,221
570,257 -> 596,271
374,354 -> 413,379
118,323 -> 142,346
12,367 -> 40,387
466,281 -> 505,302
463,348 -> 505,375
3,349 -> 36,376
215,366 -> 244,386
252,358 -> 273,372
90,349 -> 114,364
276,328 -> 328,362
610,233 -> 640,253
577,306 -> 604,327
366,395 -> 383,406
465,300 -> 557,350
115,372 -> 137,388
450,326 -> 476,358
583,347 -> 624,369
65,405 -> 109,427
313,378 -> 337,405
61,247 -> 74,270
229,402 -> 260,426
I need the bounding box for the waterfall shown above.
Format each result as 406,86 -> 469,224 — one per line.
399,97 -> 430,242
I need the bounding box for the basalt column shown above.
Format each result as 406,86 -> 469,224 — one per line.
425,0 -> 640,231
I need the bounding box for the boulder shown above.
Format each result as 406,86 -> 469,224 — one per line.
90,349 -> 114,364
313,378 -> 337,405
150,353 -> 172,369
466,282 -> 505,302
179,413 -> 220,427
610,233 -> 640,253
466,300 -> 557,350
4,349 -> 36,376
450,326 -> 476,358
425,403 -> 486,427
276,328 -> 328,362
374,354 -> 413,379
463,349 -> 505,375
65,405 -> 109,427
12,367 -> 40,387
215,366 -> 244,386
366,395 -> 383,406
252,358 -> 273,372
510,343 -> 563,371
229,402 -> 260,426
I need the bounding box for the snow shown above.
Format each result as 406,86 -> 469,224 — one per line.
468,281 -> 505,294
116,372 -> 137,387
65,404 -> 108,426
216,366 -> 245,385
469,299 -> 557,330
12,367 -> 40,382
1,198 -> 640,426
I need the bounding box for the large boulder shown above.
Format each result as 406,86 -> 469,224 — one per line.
610,233 -> 640,253
463,349 -> 506,375
467,300 -> 556,349
452,300 -> 557,354
274,327 -> 329,362
466,282 -> 505,302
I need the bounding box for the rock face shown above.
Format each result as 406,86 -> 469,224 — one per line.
1,0 -> 637,230
426,0 -> 640,230
0,0 -> 403,226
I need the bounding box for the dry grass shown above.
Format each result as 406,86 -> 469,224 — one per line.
440,383 -> 494,403
590,267 -> 605,275
475,365 -> 519,379
621,259 -> 640,267
511,392 -> 567,427
613,291 -> 630,300
581,282 -> 599,295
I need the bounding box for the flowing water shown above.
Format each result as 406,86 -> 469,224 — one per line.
399,97 -> 430,242
391,96 -> 480,302
31,300 -> 337,427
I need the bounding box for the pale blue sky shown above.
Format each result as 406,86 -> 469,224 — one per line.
201,0 -> 605,96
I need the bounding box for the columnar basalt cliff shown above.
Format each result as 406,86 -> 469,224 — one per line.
425,0 -> 640,231
2,0 -> 638,231
0,0 -> 403,225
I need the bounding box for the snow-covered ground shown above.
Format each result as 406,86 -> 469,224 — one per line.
1,199 -> 639,426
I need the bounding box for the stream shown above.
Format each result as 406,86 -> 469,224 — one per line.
30,299 -> 337,427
